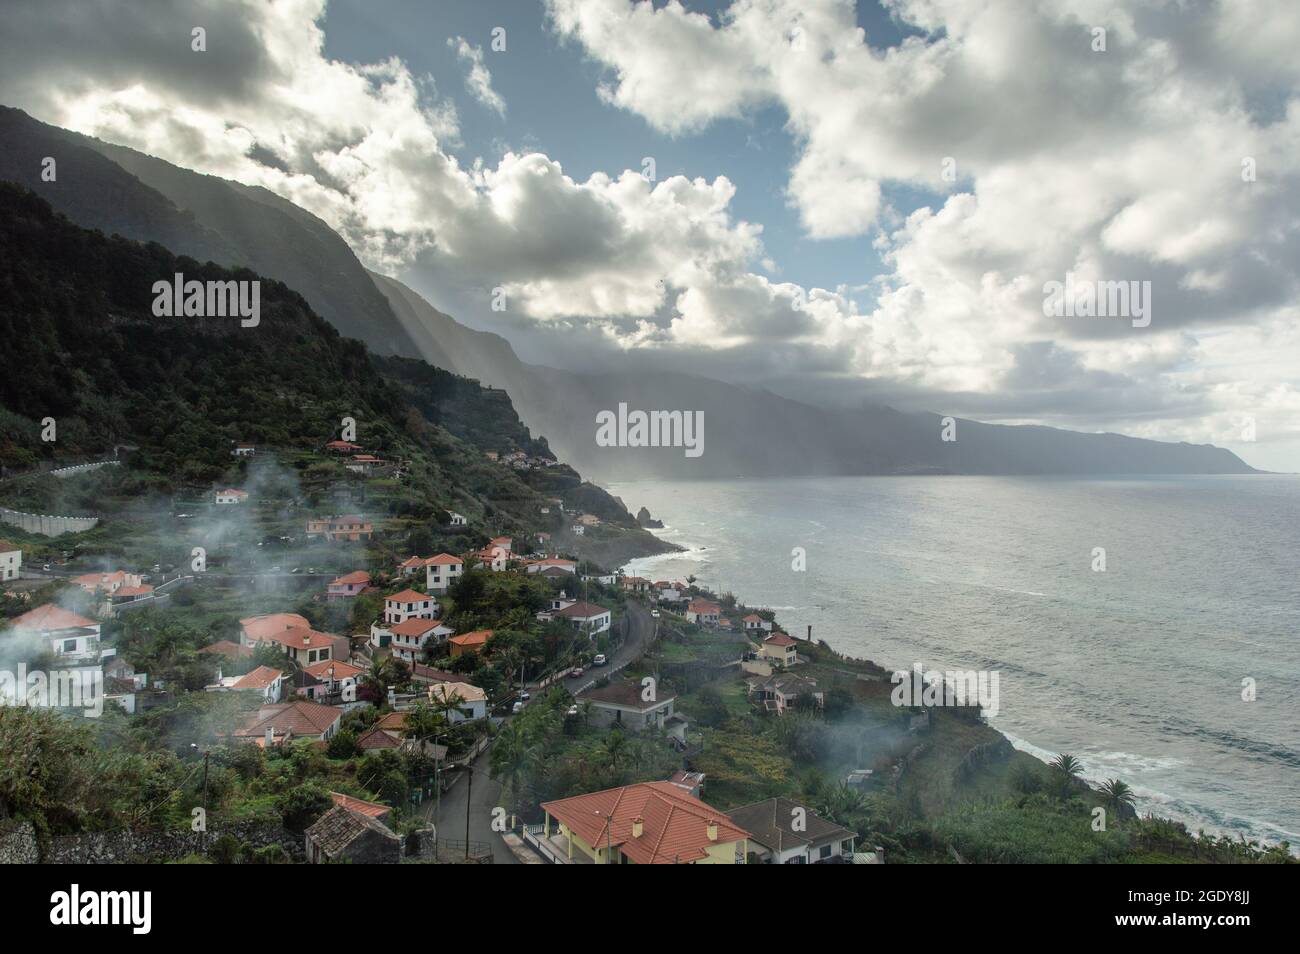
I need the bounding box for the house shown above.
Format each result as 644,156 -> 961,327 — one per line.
539,781 -> 750,864
524,558 -> 577,575
241,615 -> 336,666
327,571 -> 371,599
330,791 -> 392,826
214,488 -> 248,505
554,600 -> 612,636
0,541 -> 20,582
109,584 -> 154,609
686,599 -> 721,626
233,700 -> 343,744
396,555 -> 426,577
231,443 -> 255,457
466,544 -> 510,572
8,604 -> 103,663
428,681 -> 488,722
424,553 -> 464,593
240,613 -> 310,644
324,440 -> 363,454
446,511 -> 467,527
448,629 -> 492,658
305,805 -> 401,864
576,514 -> 601,527
103,657 -> 149,714
383,617 -> 454,663
621,576 -> 651,593
345,453 -> 388,474
725,797 -> 856,865
656,582 -> 686,603
306,515 -> 373,542
489,536 -> 513,553
208,665 -> 285,704
304,659 -> 366,701
382,588 -> 437,624
72,570 -> 144,596
758,631 -> 799,667
747,672 -> 823,714
742,614 -> 772,633
584,679 -> 676,732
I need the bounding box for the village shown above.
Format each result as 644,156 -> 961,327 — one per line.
0,436 -> 885,865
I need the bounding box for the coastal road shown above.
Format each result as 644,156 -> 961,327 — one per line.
570,600 -> 658,697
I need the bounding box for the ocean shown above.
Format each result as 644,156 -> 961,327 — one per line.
611,474 -> 1300,846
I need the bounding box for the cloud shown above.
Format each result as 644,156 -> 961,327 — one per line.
448,36 -> 506,116
2,0 -> 1298,460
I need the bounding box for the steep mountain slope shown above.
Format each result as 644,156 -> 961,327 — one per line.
0,185 -> 653,550
368,273 -> 1258,479
0,106 -> 417,356
0,106 -> 1257,479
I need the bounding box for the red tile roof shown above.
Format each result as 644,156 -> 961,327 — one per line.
389,617 -> 445,637
305,659 -> 366,680
385,589 -> 430,604
688,599 -> 721,615
11,604 -> 98,631
252,626 -> 335,651
449,629 -> 492,648
240,613 -> 311,641
236,700 -> 342,739
425,553 -> 463,566
198,640 -> 253,658
330,792 -> 390,819
542,781 -> 750,865
764,632 -> 797,647
231,665 -> 283,690
330,571 -> 371,586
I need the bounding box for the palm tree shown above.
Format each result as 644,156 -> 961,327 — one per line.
362,657 -> 394,702
1050,753 -> 1082,778
1100,778 -> 1136,815
604,730 -> 627,771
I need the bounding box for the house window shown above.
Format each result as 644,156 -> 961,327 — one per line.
819,844 -> 832,859
61,639 -> 78,653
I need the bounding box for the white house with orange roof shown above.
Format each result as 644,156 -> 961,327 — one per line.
554,600 -> 612,636
372,617 -> 453,661
424,553 -> 464,593
742,614 -> 772,633
239,614 -> 336,666
383,588 -> 437,625
467,544 -> 510,572
208,665 -> 285,704
687,599 -> 722,626
214,488 -> 248,505
524,557 -> 577,575
428,681 -> 488,723
304,659 -> 366,701
72,570 -> 143,596
7,604 -> 104,663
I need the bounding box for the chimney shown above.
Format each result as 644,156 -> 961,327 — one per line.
264,727 -> 274,747
706,820 -> 718,842
632,817 -> 644,839
806,624 -> 812,642
302,633 -> 311,646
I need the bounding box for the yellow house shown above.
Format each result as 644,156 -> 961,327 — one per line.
540,781 -> 749,864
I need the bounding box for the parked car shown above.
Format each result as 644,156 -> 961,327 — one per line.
569,667 -> 584,678
566,705 -> 579,717
511,701 -> 525,714
519,690 -> 531,701
593,654 -> 607,667
650,609 -> 660,618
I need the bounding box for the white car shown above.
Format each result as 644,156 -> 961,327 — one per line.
593,654 -> 607,666
650,610 -> 660,618
511,701 -> 525,714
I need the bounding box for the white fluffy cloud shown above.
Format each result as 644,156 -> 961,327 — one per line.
2,0 -> 1298,462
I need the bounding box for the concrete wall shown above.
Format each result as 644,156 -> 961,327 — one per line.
0,508 -> 99,537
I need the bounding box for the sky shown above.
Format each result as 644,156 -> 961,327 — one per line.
1,0 -> 1298,469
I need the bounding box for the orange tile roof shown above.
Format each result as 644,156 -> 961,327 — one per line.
554,601 -> 609,619
305,659 -> 366,680
330,571 -> 371,586
198,640 -> 253,658
240,613 -> 311,641
448,629 -> 492,648
254,626 -> 336,651
330,792 -> 390,818
542,781 -> 750,865
425,553 -> 463,566
236,701 -> 341,739
11,604 -> 98,631
231,665 -> 283,690
385,589 -> 430,604
374,711 -> 408,731
688,599 -> 721,614
389,617 -> 446,637
764,632 -> 797,647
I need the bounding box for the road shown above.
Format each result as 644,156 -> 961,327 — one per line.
570,600 -> 658,697
427,745 -> 519,864
431,600 -> 659,863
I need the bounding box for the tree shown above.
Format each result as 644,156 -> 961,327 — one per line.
1100,778 -> 1136,817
